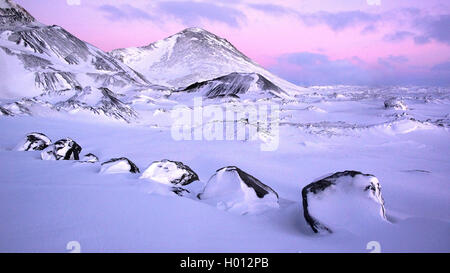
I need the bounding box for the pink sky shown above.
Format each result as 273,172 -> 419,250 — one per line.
15,0 -> 450,85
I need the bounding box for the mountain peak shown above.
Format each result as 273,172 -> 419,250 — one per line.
109,28 -> 301,95
0,0 -> 35,27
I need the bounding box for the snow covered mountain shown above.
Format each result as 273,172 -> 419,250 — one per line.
109,27 -> 302,96
0,0 -> 150,100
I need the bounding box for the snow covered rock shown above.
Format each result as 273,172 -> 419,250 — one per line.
40,138 -> 82,160
384,98 -> 407,110
198,166 -> 279,214
15,132 -> 51,151
140,159 -> 199,186
100,157 -> 140,174
81,153 -> 98,163
301,170 -> 387,234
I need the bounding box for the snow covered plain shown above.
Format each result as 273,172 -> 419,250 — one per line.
1,86 -> 449,252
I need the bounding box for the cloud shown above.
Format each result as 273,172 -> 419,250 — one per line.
431,61 -> 450,72
415,14 -> 450,45
269,52 -> 450,86
157,1 -> 245,27
361,24 -> 377,35
378,55 -> 409,68
97,1 -> 245,27
383,14 -> 450,45
383,30 -> 415,42
298,11 -> 381,31
270,52 -> 371,85
247,3 -> 291,15
98,4 -> 155,21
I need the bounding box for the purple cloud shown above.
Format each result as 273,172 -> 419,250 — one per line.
270,52 -> 371,85
415,14 -> 450,45
383,14 -> 450,45
378,55 -> 409,69
431,61 -> 450,72
247,3 -> 291,15
98,4 -> 155,21
270,52 -> 449,86
158,1 -> 245,27
383,31 -> 415,42
298,11 -> 381,31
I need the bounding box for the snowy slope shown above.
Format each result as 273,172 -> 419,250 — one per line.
109,27 -> 303,96
0,86 -> 449,252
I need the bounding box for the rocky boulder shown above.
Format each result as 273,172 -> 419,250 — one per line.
198,166 -> 279,214
41,138 -> 81,160
140,159 -> 199,186
100,157 -> 140,174
301,170 -> 387,234
16,132 -> 51,151
384,98 -> 407,110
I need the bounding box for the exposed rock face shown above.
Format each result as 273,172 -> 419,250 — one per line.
40,138 -> 82,160
198,166 -> 279,214
140,159 -> 199,186
384,98 -> 407,110
301,170 -> 387,234
100,157 -> 140,174
0,0 -> 36,27
15,132 -> 51,151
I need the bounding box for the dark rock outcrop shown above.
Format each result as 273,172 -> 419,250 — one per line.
16,132 -> 51,151
179,72 -> 286,99
41,138 -> 82,160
